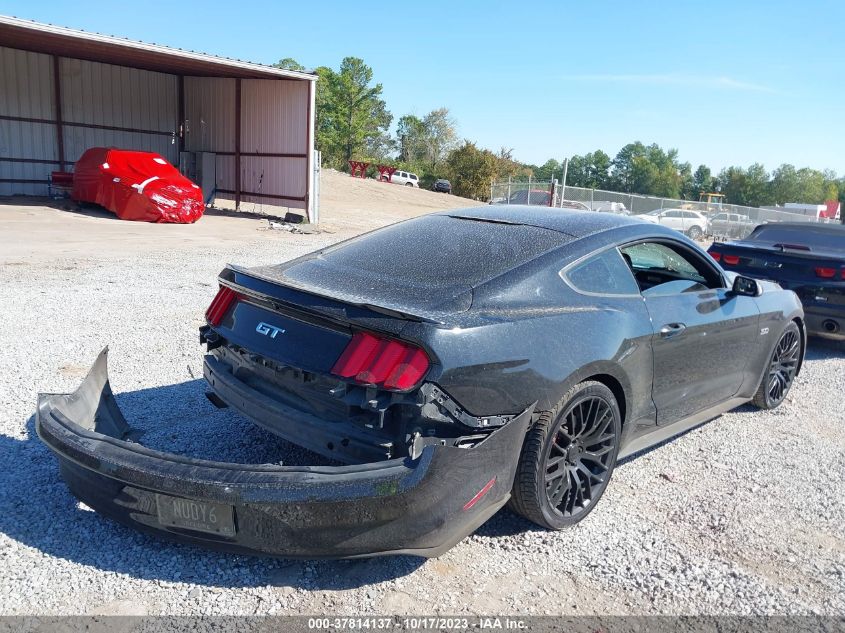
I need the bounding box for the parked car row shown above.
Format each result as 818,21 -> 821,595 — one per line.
377,171 -> 454,194
636,208 -> 762,241
638,209 -> 709,239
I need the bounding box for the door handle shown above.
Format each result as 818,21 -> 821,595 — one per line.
659,323 -> 686,338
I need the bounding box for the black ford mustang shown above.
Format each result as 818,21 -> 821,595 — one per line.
37,206 -> 805,559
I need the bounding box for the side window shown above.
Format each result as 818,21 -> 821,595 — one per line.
411,174 -> 418,181
664,211 -> 680,218
565,248 -> 640,295
620,242 -> 724,296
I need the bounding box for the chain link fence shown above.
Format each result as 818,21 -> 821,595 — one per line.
490,180 -> 838,241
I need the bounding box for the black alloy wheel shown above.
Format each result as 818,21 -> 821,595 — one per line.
509,381 -> 621,529
753,322 -> 801,409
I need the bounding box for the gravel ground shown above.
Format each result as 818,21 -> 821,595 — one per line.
1,214 -> 844,616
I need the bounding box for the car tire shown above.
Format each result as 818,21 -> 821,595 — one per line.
508,381 -> 621,529
752,321 -> 801,410
405,182 -> 413,187
687,225 -> 703,240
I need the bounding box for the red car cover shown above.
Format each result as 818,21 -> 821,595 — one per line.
72,148 -> 205,223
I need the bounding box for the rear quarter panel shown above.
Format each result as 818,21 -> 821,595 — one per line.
403,248 -> 659,444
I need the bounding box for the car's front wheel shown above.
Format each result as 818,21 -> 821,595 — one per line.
752,321 -> 801,409
687,225 -> 703,240
509,381 -> 621,529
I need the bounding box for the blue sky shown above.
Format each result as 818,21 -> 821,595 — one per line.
4,0 -> 843,174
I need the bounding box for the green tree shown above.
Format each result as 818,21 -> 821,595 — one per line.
396,114 -> 426,163
822,170 -> 839,203
692,164 -> 713,196
610,142 -> 646,191
532,159 -> 562,182
563,151 -> 611,189
745,163 -> 772,206
421,108 -> 459,170
273,58 -> 306,72
445,141 -> 498,200
796,167 -> 826,203
586,150 -> 612,189
769,164 -> 800,204
492,147 -> 532,181
630,155 -> 660,195
317,57 -> 392,169
719,166 -> 749,205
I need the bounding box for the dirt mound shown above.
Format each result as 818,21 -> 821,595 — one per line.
319,169 -> 480,233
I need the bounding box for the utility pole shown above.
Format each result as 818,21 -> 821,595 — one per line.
560,158 -> 569,207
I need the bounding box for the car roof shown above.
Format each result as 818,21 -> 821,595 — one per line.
439,205 -> 644,238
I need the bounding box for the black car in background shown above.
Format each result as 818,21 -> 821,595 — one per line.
38,207 -> 805,559
433,179 -> 451,193
708,223 -> 845,340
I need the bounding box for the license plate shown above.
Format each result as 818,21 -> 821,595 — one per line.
155,494 -> 235,537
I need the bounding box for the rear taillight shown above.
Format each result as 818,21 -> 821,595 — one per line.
205,286 -> 240,326
331,331 -> 430,391
815,267 -> 836,279
723,255 -> 740,265
709,251 -> 721,262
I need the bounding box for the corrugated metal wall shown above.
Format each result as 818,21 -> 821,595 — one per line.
240,79 -> 308,209
1,47 -> 179,195
183,77 -> 237,194
0,46 -> 57,195
1,45 -> 313,213
241,80 -> 307,154
60,58 -> 178,164
184,77 -> 309,211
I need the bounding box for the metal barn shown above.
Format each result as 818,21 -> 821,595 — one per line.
0,15 -> 318,220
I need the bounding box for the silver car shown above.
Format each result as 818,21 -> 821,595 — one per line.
637,208 -> 708,239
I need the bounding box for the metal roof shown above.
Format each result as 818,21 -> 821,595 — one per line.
0,15 -> 317,81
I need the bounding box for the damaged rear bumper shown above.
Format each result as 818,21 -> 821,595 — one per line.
36,349 -> 531,559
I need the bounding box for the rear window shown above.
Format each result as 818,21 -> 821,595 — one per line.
317,215 -> 568,287
565,249 -> 639,295
747,225 -> 845,250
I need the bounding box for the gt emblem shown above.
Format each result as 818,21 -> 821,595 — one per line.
256,322 -> 285,339
760,327 -> 769,335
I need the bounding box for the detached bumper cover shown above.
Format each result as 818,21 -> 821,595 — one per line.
36,349 -> 531,559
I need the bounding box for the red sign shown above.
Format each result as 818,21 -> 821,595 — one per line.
376,165 -> 397,182
348,160 -> 369,178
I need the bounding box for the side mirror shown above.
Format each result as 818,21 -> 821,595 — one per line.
731,275 -> 761,297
